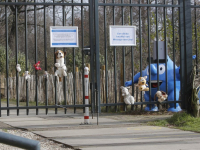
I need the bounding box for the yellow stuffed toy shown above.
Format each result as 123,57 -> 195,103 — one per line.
136,76 -> 149,91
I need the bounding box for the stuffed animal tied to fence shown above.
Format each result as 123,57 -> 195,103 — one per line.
120,86 -> 134,105
154,91 -> 168,103
54,50 -> 67,82
24,71 -> 31,80
16,64 -> 21,72
136,76 -> 149,91
34,61 -> 42,71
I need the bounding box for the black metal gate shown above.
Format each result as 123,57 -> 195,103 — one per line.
0,0 -> 198,117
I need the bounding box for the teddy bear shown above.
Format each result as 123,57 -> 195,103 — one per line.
34,61 -> 42,71
136,76 -> 149,91
154,91 -> 168,103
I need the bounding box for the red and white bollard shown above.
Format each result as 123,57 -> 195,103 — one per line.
84,67 -> 90,124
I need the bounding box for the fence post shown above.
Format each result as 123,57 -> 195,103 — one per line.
84,66 -> 90,124
181,0 -> 193,111
86,63 -> 90,104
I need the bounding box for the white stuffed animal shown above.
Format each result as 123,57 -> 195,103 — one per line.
84,67 -> 89,74
16,64 -> 21,72
24,71 -> 31,80
54,50 -> 67,82
120,86 -> 134,105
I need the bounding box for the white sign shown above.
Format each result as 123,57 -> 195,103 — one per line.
50,26 -> 79,48
109,25 -> 136,46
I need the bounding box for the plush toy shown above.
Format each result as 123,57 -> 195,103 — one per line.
125,56 -> 181,112
154,91 -> 168,103
16,64 -> 21,72
136,76 -> 149,91
34,61 -> 42,71
24,71 -> 31,80
120,86 -> 134,105
54,50 -> 67,82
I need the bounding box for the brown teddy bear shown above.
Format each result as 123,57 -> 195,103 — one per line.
136,76 -> 149,91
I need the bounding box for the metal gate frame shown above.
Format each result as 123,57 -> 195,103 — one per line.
0,0 -> 195,118
94,0 -> 193,114
0,0 -> 96,117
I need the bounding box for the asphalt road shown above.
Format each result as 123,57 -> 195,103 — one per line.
0,109 -> 200,150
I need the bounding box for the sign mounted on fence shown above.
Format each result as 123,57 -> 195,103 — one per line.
50,26 -> 79,48
109,25 -> 136,46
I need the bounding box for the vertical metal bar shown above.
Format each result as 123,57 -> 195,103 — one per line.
53,0 -> 58,114
104,0 -> 108,112
63,0 -> 67,114
25,0 -> 29,115
147,0 -> 151,110
155,0 -> 159,110
179,0 -> 185,109
113,0 -> 117,112
15,0 -> 19,116
0,71 -> 1,117
72,0 -> 76,114
89,0 -> 95,117
5,0 -> 9,116
130,0 -> 134,111
195,2 -> 198,75
172,0 -> 176,109
34,0 -> 38,115
156,0 -> 159,94
139,0 -> 143,110
164,0 -> 168,107
94,0 -> 100,124
44,0 -> 48,115
121,0 -> 126,111
183,0 -> 193,112
81,0 -> 85,114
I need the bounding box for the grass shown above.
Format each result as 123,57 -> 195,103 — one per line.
147,111 -> 200,133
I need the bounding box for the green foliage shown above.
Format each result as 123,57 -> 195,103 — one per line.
66,49 -> 83,72
0,45 -> 32,76
166,112 -> 192,126
148,112 -> 200,132
0,45 -> 7,74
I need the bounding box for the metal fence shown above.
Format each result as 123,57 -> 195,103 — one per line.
0,0 -> 198,117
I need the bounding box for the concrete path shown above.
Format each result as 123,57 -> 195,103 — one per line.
0,109 -> 200,150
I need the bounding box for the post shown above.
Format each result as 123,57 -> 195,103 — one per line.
84,66 -> 90,124
183,0 -> 193,111
86,63 -> 90,103
0,131 -> 40,150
